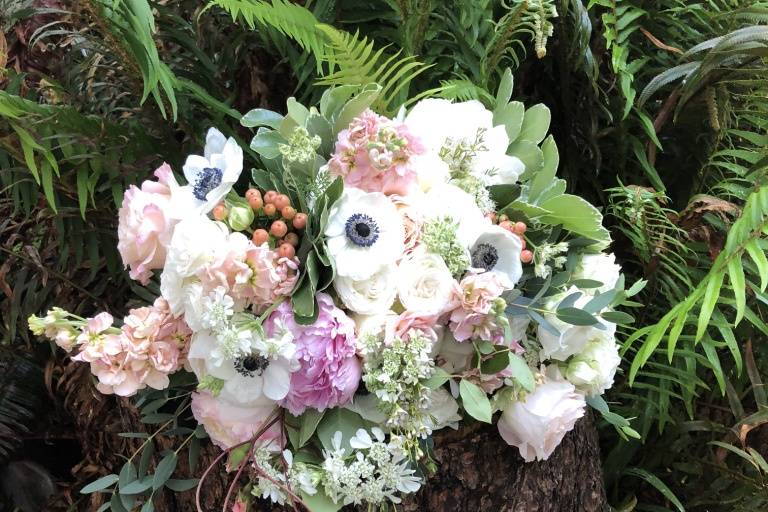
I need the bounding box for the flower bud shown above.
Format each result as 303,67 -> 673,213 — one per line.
227,203 -> 255,232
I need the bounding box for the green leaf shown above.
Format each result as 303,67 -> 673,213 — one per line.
459,380 -> 492,423
423,366 -> 451,389
508,353 -> 535,392
696,270 -> 725,341
118,462 -> 137,491
481,352 -> 511,374
152,453 -> 177,490
81,474 -> 119,494
120,477 -> 153,495
601,310 -> 635,325
623,468 -> 684,512
727,257 -> 746,325
333,84 -> 381,134
241,108 -> 283,129
556,307 -> 599,326
518,104 -> 551,143
164,478 -> 199,492
299,409 -> 326,448
500,200 -> 551,219
509,141 -> 543,180
528,135 -> 559,201
745,239 -> 768,291
539,194 -> 610,244
250,128 -> 285,159
316,409 -> 369,452
495,68 -> 514,108
493,101 -> 525,142
301,490 -> 342,512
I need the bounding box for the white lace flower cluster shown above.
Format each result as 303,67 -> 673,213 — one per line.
251,448 -> 318,505
321,429 -> 422,506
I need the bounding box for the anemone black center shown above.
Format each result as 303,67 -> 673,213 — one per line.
234,354 -> 270,377
471,243 -> 499,271
345,213 -> 380,247
193,167 -> 223,200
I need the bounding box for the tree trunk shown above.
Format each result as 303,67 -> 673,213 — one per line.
399,412 -> 606,512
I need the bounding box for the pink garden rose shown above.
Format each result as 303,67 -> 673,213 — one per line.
117,163 -> 179,285
191,391 -> 281,451
497,367 -> 586,462
384,311 -> 439,345
449,271 -> 506,343
328,109 -> 424,195
266,293 -> 361,415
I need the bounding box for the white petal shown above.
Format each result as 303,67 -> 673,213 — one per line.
182,155 -> 210,184
263,362 -> 291,401
204,128 -> 227,159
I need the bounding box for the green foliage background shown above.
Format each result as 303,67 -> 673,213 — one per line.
1,0 -> 767,510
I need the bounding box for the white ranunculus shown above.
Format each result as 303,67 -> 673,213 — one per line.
397,250 -> 457,315
572,253 -> 622,294
405,98 -> 524,186
181,128 -> 243,214
324,188 -> 405,280
537,287 -> 617,361
422,183 -> 489,248
470,225 -> 523,288
334,263 -> 398,315
160,215 -> 229,320
497,366 -> 586,462
565,330 -> 621,396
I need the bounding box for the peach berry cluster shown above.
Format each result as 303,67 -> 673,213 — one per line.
486,212 -> 533,263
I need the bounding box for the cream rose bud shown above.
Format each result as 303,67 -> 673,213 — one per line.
397,250 -> 458,315
497,367 -> 586,462
537,287 -> 617,361
565,330 -> 621,396
334,264 -> 398,315
573,253 -> 622,294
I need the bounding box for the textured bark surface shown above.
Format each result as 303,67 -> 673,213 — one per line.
397,411 -> 606,512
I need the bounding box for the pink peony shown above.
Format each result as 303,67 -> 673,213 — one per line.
449,271 -> 506,343
191,391 -> 281,451
265,293 -> 361,415
497,367 -> 586,462
117,163 -> 179,285
328,109 -> 424,195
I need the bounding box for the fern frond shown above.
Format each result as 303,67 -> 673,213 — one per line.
435,78 -> 495,104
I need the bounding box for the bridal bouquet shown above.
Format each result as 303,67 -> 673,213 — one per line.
30,77 -> 639,511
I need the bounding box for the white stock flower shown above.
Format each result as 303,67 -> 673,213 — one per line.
565,329 -> 621,396
497,366 -> 586,462
334,263 -> 398,314
181,128 -> 243,213
470,225 -> 523,288
396,250 -> 457,315
325,188 -> 405,280
537,287 -> 617,361
405,98 -> 524,186
572,253 -> 622,294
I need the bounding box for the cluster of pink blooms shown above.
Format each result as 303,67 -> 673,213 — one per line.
328,109 -> 425,195
265,293 -> 361,415
49,298 -> 192,396
449,271 -> 509,345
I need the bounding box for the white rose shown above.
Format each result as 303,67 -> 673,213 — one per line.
334,263 -> 398,314
397,250 -> 457,315
497,366 -> 586,462
573,253 -> 622,294
565,331 -> 621,396
537,287 -> 617,361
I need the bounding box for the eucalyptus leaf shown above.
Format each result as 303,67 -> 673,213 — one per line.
459,380 -> 492,423
152,453 -> 177,490
556,307 -> 599,326
80,474 -> 119,494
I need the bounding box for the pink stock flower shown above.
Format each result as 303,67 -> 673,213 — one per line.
76,299 -> 191,396
266,293 -> 361,415
191,391 -> 281,451
117,163 -> 179,285
449,271 -> 506,343
328,109 -> 424,195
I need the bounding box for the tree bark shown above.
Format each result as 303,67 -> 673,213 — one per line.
398,411 -> 606,512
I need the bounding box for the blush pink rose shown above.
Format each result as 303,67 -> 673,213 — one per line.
191,391 -> 281,451
117,164 -> 180,285
449,271 -> 506,343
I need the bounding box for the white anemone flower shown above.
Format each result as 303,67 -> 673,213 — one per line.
181,128 -> 243,213
187,323 -> 298,405
325,188 -> 404,280
470,224 -> 523,288
405,98 -> 524,186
